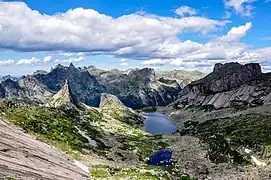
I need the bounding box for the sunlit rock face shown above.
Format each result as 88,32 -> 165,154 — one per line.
99,93 -> 143,126
175,62 -> 271,109
47,79 -> 78,109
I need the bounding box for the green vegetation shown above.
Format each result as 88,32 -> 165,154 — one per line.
180,114 -> 271,164
119,134 -> 169,160
0,100 -> 106,159
90,165 -> 197,180
138,107 -> 157,113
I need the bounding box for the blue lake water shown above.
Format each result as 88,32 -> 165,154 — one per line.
141,112 -> 176,166
142,112 -> 177,135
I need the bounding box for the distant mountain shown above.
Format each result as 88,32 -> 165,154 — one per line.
174,62 -> 271,109
88,67 -> 182,109
156,69 -> 205,88
0,64 -> 205,109
0,75 -> 18,82
34,63 -> 102,107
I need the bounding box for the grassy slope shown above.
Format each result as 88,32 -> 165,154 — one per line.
0,99 -> 195,179
180,112 -> 271,164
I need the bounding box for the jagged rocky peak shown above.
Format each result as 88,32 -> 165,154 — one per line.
0,75 -> 18,82
69,63 -> 76,69
35,63 -> 102,107
129,68 -> 156,81
48,79 -> 78,108
33,70 -> 48,76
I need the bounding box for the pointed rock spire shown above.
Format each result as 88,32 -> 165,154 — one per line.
69,63 -> 75,69
47,79 -> 78,108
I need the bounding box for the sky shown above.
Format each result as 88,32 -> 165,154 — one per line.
0,0 -> 271,76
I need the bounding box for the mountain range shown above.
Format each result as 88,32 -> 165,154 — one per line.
0,64 -> 203,108
1,62 -> 271,179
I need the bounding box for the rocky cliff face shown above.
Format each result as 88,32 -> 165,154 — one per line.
89,67 -> 181,109
175,63 -> 271,109
0,76 -> 53,103
35,63 -> 102,107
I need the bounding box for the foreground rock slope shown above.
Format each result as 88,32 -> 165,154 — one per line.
0,116 -> 89,180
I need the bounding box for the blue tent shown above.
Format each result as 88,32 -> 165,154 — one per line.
147,149 -> 173,166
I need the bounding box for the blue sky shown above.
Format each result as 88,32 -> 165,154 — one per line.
0,0 -> 271,76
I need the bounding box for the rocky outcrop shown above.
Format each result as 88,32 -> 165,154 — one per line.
0,76 -> 53,103
99,93 -> 143,126
176,63 -> 271,109
18,75 -> 53,102
47,79 -> 78,108
35,63 -> 102,107
89,67 -> 181,109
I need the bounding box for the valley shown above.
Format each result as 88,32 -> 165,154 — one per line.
0,62 -> 271,179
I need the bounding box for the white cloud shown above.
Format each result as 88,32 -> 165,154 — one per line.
120,58 -> 128,62
54,56 -> 85,63
175,6 -> 197,17
141,59 -> 171,66
222,11 -> 232,19
120,62 -> 128,66
0,59 -> 15,66
0,1 -> 229,61
224,0 -> 256,17
141,22 -> 271,72
16,57 -> 40,65
44,55 -> 53,62
218,22 -> 252,42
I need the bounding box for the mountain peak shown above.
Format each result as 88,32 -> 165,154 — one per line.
47,79 -> 77,108
213,62 -> 262,75
69,63 -> 76,69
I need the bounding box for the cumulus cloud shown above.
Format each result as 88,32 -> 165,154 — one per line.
0,1 -> 229,61
43,56 -> 53,62
224,0 -> 256,17
54,56 -> 85,63
0,59 -> 15,66
218,22 -> 252,42
16,57 -> 40,65
141,22 -> 271,71
175,6 -> 197,16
